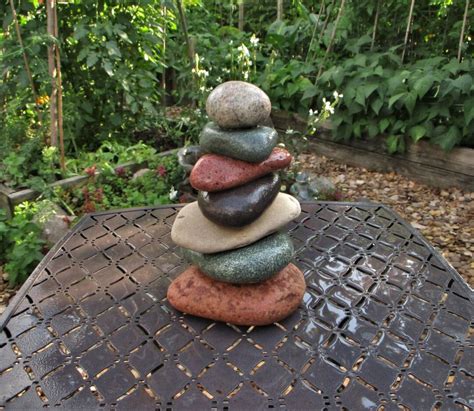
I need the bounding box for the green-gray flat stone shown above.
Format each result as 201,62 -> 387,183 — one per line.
200,122 -> 278,163
181,232 -> 294,284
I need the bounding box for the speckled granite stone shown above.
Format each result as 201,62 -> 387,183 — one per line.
190,147 -> 292,192
200,122 -> 278,163
182,232 -> 294,283
171,193 -> 301,254
167,263 -> 306,326
198,173 -> 280,227
206,81 -> 271,129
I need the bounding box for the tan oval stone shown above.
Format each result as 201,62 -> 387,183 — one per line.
171,193 -> 301,253
167,263 -> 306,326
206,81 -> 271,129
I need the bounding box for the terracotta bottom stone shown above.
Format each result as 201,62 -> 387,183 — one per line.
167,263 -> 305,326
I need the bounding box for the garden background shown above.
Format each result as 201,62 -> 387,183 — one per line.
0,0 -> 472,303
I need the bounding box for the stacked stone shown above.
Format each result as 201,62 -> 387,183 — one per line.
167,81 -> 306,326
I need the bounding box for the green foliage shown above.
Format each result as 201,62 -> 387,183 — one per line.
0,1 -> 171,151
316,54 -> 473,152
58,154 -> 185,215
0,204 -> 46,286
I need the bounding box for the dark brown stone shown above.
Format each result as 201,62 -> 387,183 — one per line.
197,173 -> 280,227
167,263 -> 306,326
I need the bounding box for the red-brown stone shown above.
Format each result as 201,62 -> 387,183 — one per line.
190,147 -> 292,192
167,263 -> 305,326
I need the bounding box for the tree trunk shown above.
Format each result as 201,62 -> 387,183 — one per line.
277,0 -> 283,20
401,0 -> 415,64
238,0 -> 244,31
46,0 -> 58,147
457,0 -> 470,61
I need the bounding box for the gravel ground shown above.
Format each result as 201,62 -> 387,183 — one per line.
1,153 -> 472,315
298,152 -> 473,288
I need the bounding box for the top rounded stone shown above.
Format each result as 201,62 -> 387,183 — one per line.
206,81 -> 271,129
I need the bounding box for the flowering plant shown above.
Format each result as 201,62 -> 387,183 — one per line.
307,91 -> 343,135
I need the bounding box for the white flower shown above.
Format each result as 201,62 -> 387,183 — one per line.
286,128 -> 295,135
250,34 -> 259,47
308,108 -> 318,116
201,70 -> 209,78
237,44 -> 250,58
333,91 -> 343,99
169,186 -> 178,201
322,97 -> 327,104
199,86 -> 206,92
216,76 -> 222,82
243,71 -> 249,80
229,40 -> 234,46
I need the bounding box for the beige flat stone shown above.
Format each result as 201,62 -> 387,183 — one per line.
171,193 -> 301,253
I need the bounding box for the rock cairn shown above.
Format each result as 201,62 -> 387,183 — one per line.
168,81 -> 306,326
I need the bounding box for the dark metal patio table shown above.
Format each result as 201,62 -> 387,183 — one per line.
0,202 -> 472,410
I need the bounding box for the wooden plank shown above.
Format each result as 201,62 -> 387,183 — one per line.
272,109 -> 474,190
307,139 -> 474,190
0,184 -> 14,219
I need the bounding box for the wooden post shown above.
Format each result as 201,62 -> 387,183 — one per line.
176,0 -> 194,68
457,0 -> 470,61
317,0 -> 346,80
46,0 -> 58,147
53,1 -> 65,171
306,1 -> 326,63
238,0 -> 244,31
318,0 -> 336,45
162,5 -> 167,107
401,0 -> 415,64
277,0 -> 283,20
371,0 -> 381,51
8,0 -> 42,123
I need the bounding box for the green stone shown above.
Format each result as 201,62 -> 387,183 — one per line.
181,232 -> 294,284
200,122 -> 278,163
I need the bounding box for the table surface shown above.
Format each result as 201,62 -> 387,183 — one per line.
0,202 -> 472,410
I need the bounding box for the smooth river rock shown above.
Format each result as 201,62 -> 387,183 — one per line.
171,193 -> 301,253
167,263 -> 306,326
198,173 -> 280,227
200,122 -> 278,163
190,147 -> 292,192
206,81 -> 271,129
182,232 -> 294,284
